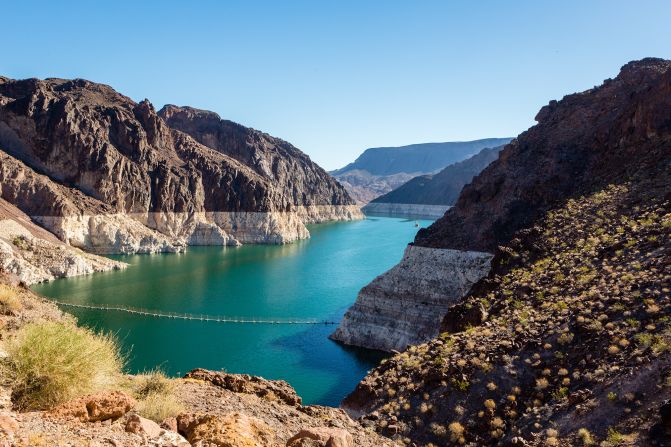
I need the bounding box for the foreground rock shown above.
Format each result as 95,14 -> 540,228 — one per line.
50,391 -> 135,422
185,368 -> 301,407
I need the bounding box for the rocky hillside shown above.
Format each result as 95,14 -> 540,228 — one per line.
0,76 -> 361,283
335,57 -> 671,445
331,138 -> 512,203
332,58 -> 671,353
370,144 -> 506,206
345,173 -> 670,446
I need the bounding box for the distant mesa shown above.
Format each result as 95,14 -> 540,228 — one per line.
362,144 -> 507,218
331,138 -> 512,204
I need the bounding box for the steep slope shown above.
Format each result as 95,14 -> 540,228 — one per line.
331,138 -> 512,203
0,76 -> 361,275
345,173 -> 671,446
370,144 -> 506,206
332,58 -> 671,352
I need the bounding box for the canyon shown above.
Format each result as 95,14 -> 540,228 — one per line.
0,76 -> 361,284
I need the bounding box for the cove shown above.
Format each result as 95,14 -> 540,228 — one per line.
33,215 -> 433,406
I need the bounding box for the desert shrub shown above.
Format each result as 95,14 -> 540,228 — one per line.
136,392 -> 185,422
6,322 -> 123,409
0,285 -> 22,315
132,369 -> 184,422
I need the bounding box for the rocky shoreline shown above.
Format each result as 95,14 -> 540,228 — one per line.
330,245 -> 492,352
362,202 -> 451,219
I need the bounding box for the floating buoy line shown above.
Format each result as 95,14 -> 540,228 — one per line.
50,300 -> 338,325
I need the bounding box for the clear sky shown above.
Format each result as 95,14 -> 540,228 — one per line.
3,1 -> 670,170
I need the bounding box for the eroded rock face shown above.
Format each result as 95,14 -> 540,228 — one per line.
330,245 -> 492,352
50,391 -> 135,422
0,76 -> 361,262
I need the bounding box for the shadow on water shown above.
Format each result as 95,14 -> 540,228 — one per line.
271,320 -> 388,406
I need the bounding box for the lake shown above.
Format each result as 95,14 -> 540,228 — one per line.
33,215 -> 433,406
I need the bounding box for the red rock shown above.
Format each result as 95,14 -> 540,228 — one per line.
50,391 -> 135,422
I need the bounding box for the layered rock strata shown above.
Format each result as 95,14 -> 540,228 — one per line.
0,198 -> 125,284
0,76 -> 361,263
330,245 -> 492,351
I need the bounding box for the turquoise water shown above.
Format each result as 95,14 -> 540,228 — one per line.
32,216 -> 432,405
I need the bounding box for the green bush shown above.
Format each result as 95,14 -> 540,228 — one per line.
6,322 -> 123,410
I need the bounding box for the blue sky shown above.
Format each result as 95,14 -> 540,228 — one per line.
3,1 -> 670,170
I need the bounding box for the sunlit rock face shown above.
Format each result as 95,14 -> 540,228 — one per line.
0,76 -> 362,260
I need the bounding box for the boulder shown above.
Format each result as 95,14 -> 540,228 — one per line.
178,412 -> 274,447
286,427 -> 353,447
125,413 -> 162,438
51,391 -> 135,422
161,416 -> 179,432
0,413 -> 18,438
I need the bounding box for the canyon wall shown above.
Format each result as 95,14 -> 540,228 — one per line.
361,203 -> 451,219
334,58 -> 671,352
0,76 -> 362,277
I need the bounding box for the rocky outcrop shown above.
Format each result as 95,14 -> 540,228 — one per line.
361,202 -> 451,219
330,245 -> 492,351
331,139 -> 512,203
0,76 -> 361,263
371,144 -> 505,206
185,368 -> 302,407
333,58 -> 671,352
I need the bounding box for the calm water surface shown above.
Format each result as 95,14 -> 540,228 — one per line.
33,216 -> 432,405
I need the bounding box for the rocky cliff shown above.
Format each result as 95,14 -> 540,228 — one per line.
337,58 -> 671,445
331,138 -> 512,203
370,144 -> 506,206
333,58 -> 671,353
0,76 -> 361,281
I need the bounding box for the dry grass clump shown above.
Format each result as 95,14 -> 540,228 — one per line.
0,284 -> 22,315
132,370 -> 184,422
5,321 -> 123,410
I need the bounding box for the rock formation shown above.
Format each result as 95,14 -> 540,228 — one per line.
331,138 -> 512,203
333,57 -> 671,352
0,76 -> 361,283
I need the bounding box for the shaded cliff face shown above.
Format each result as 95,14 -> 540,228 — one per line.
416,58 -> 671,252
0,76 -> 361,260
371,144 -> 505,206
159,105 -> 354,207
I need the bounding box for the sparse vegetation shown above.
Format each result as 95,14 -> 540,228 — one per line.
0,284 -> 22,315
131,369 -> 184,422
5,321 -> 123,410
